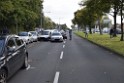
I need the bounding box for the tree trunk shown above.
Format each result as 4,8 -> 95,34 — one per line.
98,17 -> 102,35
89,22 -> 92,34
120,1 -> 124,41
113,6 -> 117,37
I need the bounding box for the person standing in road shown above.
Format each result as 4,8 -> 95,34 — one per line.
69,29 -> 72,40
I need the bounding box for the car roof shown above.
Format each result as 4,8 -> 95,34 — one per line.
29,31 -> 37,32
52,31 -> 61,33
19,31 -> 28,33
0,34 -> 19,39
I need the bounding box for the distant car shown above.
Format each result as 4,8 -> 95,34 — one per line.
18,32 -> 33,44
0,35 -> 28,83
102,27 -> 110,33
38,30 -> 51,41
29,31 -> 38,42
116,28 -> 121,34
50,32 -> 63,42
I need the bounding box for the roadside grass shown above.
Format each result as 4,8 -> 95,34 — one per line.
75,31 -> 124,56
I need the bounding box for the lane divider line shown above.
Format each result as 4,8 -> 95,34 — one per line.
26,65 -> 31,70
60,51 -> 63,59
63,45 -> 65,48
63,41 -> 66,43
53,72 -> 60,83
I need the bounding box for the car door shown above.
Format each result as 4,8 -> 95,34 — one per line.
14,38 -> 26,68
6,37 -> 20,75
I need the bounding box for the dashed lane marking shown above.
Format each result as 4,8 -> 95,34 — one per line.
63,45 -> 65,48
53,72 -> 60,83
60,51 -> 63,60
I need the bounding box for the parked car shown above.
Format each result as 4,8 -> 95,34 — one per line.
38,30 -> 51,41
0,34 -> 28,83
50,32 -> 63,42
29,31 -> 38,42
116,28 -> 121,34
18,32 -> 33,44
102,27 -> 110,33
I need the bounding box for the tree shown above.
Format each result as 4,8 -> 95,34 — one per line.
80,0 -> 111,34
0,0 -> 43,33
72,7 -> 98,34
43,16 -> 56,29
119,0 -> 124,41
80,0 -> 124,41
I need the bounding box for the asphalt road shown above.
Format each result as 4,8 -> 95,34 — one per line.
8,34 -> 124,83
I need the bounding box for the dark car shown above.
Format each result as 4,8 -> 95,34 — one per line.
0,35 -> 28,83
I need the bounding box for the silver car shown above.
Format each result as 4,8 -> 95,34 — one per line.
38,30 -> 51,41
29,31 -> 38,42
18,32 -> 33,44
50,32 -> 63,42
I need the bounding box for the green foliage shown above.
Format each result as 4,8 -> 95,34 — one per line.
60,24 -> 68,30
0,0 -> 43,33
43,16 -> 56,29
72,7 -> 98,31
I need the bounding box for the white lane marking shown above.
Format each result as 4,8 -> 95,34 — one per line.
63,45 -> 65,48
53,72 -> 60,83
63,41 -> 66,43
26,65 -> 36,70
60,51 -> 63,59
26,65 -> 31,70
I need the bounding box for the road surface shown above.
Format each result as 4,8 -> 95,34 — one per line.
8,34 -> 124,83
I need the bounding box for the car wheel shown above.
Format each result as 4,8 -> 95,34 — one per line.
22,55 -> 28,69
0,69 -> 7,83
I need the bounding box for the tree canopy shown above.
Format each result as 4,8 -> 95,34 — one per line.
0,0 -> 43,33
72,0 -> 124,40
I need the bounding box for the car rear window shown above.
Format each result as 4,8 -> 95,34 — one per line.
30,31 -> 37,35
42,31 -> 49,35
18,32 -> 28,36
51,33 -> 61,36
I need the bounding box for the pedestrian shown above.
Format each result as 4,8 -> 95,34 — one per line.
84,30 -> 88,38
109,28 -> 113,38
69,29 -> 72,40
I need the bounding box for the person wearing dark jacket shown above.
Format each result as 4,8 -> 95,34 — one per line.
110,28 -> 114,38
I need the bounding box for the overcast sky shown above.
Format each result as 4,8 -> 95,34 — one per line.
43,0 -> 81,28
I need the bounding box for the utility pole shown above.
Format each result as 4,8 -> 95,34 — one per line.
40,0 -> 44,29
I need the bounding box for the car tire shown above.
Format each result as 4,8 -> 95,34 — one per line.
22,55 -> 28,69
0,69 -> 7,83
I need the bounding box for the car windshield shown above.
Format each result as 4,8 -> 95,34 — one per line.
18,32 -> 28,36
0,38 -> 5,54
30,32 -> 37,35
42,31 -> 49,35
51,33 -> 61,36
